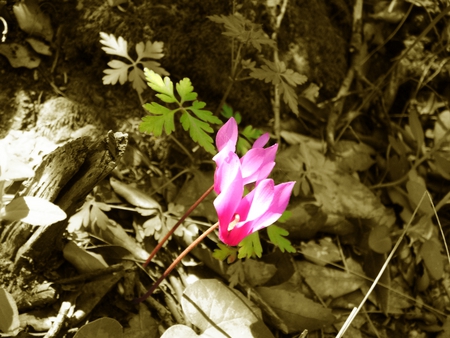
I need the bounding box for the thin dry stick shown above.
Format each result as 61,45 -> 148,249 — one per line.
271,0 -> 288,144
137,222 -> 220,302
143,184 -> 214,267
335,191 -> 430,338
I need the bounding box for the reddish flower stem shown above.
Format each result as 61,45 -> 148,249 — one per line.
136,222 -> 220,303
143,184 -> 215,268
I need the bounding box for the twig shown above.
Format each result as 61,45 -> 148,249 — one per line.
137,222 -> 220,302
270,0 -> 289,144
143,184 -> 214,267
335,192 -> 429,338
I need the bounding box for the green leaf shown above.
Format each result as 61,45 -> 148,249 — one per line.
0,288 -> 20,334
140,104 -> 177,136
213,243 -> 238,263
99,32 -> 130,59
176,78 -> 197,103
136,40 -> 165,60
241,125 -> 263,141
128,67 -> 146,95
208,14 -> 275,52
420,239 -> 444,280
189,101 -> 222,124
368,225 -> 392,254
221,103 -> 234,119
237,137 -> 252,155
250,59 -> 307,116
238,232 -> 263,259
277,210 -> 292,223
409,109 -> 424,151
2,196 -> 66,226
102,60 -> 130,85
144,69 -> 177,103
267,225 -> 296,253
180,112 -> 216,154
280,81 -> 300,116
74,317 -> 123,338
141,60 -> 169,77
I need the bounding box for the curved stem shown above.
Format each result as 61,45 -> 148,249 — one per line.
143,184 -> 215,267
136,222 -> 220,302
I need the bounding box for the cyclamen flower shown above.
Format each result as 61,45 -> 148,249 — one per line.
213,118 -> 295,246
213,118 -> 278,193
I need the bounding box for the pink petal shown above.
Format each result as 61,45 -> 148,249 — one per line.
214,151 -> 240,193
241,179 -> 274,222
213,154 -> 244,242
252,133 -> 270,149
240,144 -> 278,184
221,223 -> 253,246
250,181 -> 296,232
216,117 -> 238,152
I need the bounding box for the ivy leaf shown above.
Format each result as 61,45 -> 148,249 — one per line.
140,103 -> 176,136
267,225 -> 296,253
208,14 -> 275,52
250,59 -> 307,116
144,69 -> 177,103
103,60 -> 130,85
180,112 -> 216,154
99,32 -> 130,59
238,232 -> 263,259
176,78 -> 198,103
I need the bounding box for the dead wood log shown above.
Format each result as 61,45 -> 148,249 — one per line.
12,131 -> 128,273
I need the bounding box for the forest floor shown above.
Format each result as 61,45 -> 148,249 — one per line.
2,1 -> 450,338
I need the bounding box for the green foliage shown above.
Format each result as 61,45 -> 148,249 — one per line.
250,59 -> 307,116
267,225 -> 296,253
99,32 -> 169,94
238,232 -> 263,259
220,104 -> 263,155
213,243 -> 238,263
140,69 -> 223,154
208,14 -> 275,52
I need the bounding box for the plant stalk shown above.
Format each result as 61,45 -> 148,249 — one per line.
136,221 -> 220,302
143,184 -> 215,267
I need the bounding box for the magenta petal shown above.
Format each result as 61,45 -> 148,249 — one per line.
214,151 -> 240,193
240,144 -> 278,184
240,148 -> 265,182
250,181 -> 295,232
213,154 -> 244,242
222,224 -> 253,246
243,179 -> 274,221
216,117 -> 238,152
252,133 -> 270,149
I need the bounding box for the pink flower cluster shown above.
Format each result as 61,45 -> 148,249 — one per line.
213,118 -> 295,246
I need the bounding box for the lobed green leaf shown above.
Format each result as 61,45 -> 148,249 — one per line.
267,225 -> 296,253
176,78 -> 197,103
238,232 -> 263,259
99,32 -> 130,59
144,69 -> 176,103
180,112 -> 216,154
140,105 -> 177,136
103,60 -> 130,85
